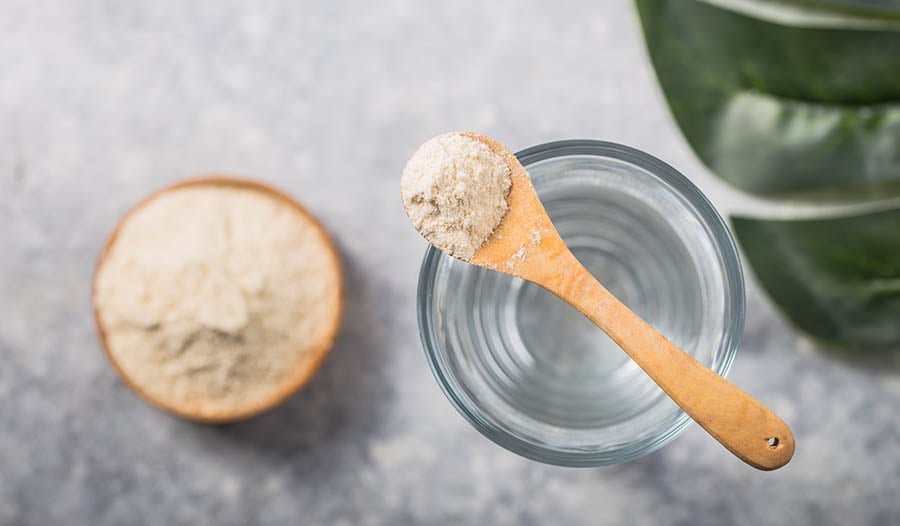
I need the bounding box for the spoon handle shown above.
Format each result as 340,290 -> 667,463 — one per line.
544,252 -> 795,471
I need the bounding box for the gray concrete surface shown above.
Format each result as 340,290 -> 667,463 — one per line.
1,1 -> 898,524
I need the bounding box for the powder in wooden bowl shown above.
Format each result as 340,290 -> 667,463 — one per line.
93,178 -> 342,422
401,133 -> 511,260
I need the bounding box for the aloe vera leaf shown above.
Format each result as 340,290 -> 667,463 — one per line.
732,211 -> 900,352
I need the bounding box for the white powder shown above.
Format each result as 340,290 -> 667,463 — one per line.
94,183 -> 342,420
401,133 -> 511,260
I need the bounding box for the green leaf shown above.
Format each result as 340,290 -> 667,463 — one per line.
637,0 -> 900,196
808,0 -> 900,14
732,211 -> 900,352
812,0 -> 900,12
704,1 -> 900,27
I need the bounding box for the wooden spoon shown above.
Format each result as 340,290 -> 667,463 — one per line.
457,133 -> 794,470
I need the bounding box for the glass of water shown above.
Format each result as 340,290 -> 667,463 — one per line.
416,140 -> 745,466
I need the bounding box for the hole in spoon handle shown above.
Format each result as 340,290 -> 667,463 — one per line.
747,423 -> 795,471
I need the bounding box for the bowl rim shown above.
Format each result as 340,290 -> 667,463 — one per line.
417,139 -> 745,466
92,175 -> 344,423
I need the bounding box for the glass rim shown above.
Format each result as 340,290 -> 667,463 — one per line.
416,139 -> 746,467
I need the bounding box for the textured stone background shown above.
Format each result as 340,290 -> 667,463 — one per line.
1,1 -> 898,524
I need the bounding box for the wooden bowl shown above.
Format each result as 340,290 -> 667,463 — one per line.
92,176 -> 343,423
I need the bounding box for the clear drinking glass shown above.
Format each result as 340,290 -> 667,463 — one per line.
416,140 -> 745,467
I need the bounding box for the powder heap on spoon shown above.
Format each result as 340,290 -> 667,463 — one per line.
400,132 -> 511,260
